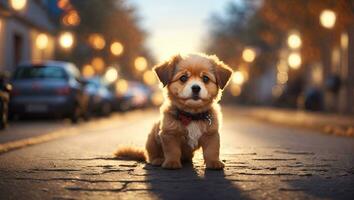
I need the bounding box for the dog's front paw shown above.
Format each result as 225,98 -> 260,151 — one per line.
162,160 -> 182,169
150,158 -> 164,166
206,160 -> 225,170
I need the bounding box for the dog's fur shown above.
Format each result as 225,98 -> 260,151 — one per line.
115,53 -> 232,170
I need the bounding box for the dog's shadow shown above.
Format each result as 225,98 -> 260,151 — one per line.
144,162 -> 247,200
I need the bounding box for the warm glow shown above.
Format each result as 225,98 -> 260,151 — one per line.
143,70 -> 157,85
277,61 -> 288,73
151,91 -> 164,106
232,71 -> 245,85
277,72 -> 288,84
272,85 -> 284,97
91,57 -> 105,73
287,52 -> 302,69
59,32 -> 74,49
82,64 -> 95,78
62,10 -> 80,26
116,79 -> 128,95
242,48 -> 256,63
36,33 -> 49,50
89,34 -> 106,50
287,33 -> 302,49
320,9 -> 336,29
104,67 -> 118,83
57,0 -> 70,10
341,32 -> 348,49
230,84 -> 242,96
135,57 -> 148,71
312,64 -> 323,86
110,42 -> 124,56
10,0 -> 27,11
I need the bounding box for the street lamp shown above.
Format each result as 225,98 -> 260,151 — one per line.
242,48 -> 256,63
110,42 -> 124,56
59,32 -> 74,49
287,52 -> 302,69
134,56 -> 147,71
287,32 -> 302,49
10,0 -> 27,11
320,9 -> 336,29
36,33 -> 49,50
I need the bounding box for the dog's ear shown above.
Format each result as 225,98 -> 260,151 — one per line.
211,56 -> 233,89
153,55 -> 181,87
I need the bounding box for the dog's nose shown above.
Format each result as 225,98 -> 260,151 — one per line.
191,85 -> 201,93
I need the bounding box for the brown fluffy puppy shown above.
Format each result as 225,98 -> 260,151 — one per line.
115,53 -> 232,170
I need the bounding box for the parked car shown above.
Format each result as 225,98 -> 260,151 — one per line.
113,80 -> 150,111
0,72 -> 11,129
9,61 -> 89,123
84,77 -> 114,116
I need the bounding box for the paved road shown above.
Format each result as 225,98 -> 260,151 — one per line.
0,108 -> 353,200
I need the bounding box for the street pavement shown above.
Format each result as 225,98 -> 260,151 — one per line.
0,107 -> 353,200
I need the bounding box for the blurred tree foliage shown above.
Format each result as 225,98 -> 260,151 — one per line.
207,0 -> 353,74
56,0 -> 154,78
207,0 -> 353,105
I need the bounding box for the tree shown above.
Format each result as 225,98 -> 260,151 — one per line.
56,0 -> 153,78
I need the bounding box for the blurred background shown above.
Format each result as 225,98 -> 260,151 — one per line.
0,0 -> 353,129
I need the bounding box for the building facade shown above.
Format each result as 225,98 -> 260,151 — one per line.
0,0 -> 57,73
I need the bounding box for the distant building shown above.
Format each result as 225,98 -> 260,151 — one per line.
0,0 -> 57,72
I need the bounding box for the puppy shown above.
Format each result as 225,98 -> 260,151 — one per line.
115,53 -> 232,170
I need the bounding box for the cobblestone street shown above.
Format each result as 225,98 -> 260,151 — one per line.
0,109 -> 353,200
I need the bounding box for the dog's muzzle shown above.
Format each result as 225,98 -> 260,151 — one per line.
191,85 -> 201,100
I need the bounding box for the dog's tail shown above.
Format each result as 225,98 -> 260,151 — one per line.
114,147 -> 146,162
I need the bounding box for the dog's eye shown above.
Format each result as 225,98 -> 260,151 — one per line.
202,76 -> 209,83
179,75 -> 188,83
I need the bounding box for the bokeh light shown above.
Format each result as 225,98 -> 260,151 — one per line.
287,52 -> 302,69
62,10 -> 80,26
287,32 -> 302,49
59,32 -> 74,49
36,33 -> 48,50
116,79 -> 128,95
272,85 -> 284,97
151,91 -> 164,106
319,9 -> 336,29
104,67 -> 118,83
89,34 -> 106,50
110,42 -> 124,56
143,70 -> 157,85
277,72 -> 288,84
82,64 -> 95,78
232,71 -> 245,85
230,84 -> 242,96
277,61 -> 288,73
134,57 -> 148,71
242,48 -> 256,63
91,57 -> 105,73
10,0 -> 27,11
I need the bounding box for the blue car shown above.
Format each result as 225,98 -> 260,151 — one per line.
9,61 -> 89,123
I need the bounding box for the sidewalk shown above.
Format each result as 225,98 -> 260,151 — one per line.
228,106 -> 354,137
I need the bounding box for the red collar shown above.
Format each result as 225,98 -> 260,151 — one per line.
175,109 -> 212,126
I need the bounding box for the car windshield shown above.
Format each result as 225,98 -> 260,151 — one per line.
13,66 -> 67,80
